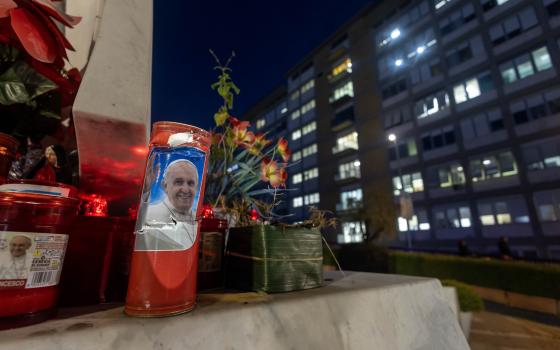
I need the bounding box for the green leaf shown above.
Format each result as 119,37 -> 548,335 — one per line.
0,61 -> 57,105
39,110 -> 61,119
214,109 -> 228,126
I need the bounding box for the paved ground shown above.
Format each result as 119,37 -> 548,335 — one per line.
469,311 -> 560,350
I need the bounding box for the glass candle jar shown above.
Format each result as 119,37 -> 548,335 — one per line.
0,181 -> 79,330
125,122 -> 211,317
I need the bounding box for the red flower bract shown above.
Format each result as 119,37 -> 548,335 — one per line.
0,0 -> 81,65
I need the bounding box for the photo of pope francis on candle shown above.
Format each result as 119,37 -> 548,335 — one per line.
134,147 -> 205,251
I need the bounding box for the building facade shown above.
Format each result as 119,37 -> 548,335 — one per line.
246,0 -> 560,259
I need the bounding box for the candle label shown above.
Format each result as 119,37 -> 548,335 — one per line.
134,146 -> 206,252
198,231 -> 223,272
0,232 -> 68,290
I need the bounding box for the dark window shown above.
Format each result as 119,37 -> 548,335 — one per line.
513,111 -> 529,124
489,119 -> 504,131
549,98 -> 560,114
531,105 -> 547,119
422,136 -> 432,151
447,46 -> 473,67
433,134 -> 444,148
444,130 -> 455,144
547,2 -> 560,16
482,0 -> 498,12
382,78 -> 407,99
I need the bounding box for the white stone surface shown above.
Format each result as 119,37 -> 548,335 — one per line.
0,272 -> 469,350
72,0 -> 152,126
70,0 -> 153,214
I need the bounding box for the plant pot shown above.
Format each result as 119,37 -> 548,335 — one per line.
225,225 -> 323,293
0,133 -> 19,184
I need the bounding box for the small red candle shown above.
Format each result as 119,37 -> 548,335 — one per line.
0,180 -> 79,329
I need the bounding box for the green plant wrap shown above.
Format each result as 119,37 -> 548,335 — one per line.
225,225 -> 323,292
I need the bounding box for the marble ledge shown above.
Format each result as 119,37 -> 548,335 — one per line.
0,272 -> 469,350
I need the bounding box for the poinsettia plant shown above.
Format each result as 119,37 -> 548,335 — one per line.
205,51 -> 291,225
0,0 -> 81,139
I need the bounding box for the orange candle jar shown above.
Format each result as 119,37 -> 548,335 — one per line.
125,122 -> 210,317
0,181 -> 79,330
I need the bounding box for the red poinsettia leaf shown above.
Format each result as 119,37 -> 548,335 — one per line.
0,0 -> 16,18
10,7 -> 57,63
31,0 -> 81,27
41,12 -> 73,53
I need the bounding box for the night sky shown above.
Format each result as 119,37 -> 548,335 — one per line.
151,0 -> 376,129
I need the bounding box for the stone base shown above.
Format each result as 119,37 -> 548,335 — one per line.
0,272 -> 468,350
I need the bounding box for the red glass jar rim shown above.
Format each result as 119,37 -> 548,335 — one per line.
150,121 -> 211,152
0,180 -> 80,208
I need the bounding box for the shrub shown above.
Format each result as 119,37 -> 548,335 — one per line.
389,252 -> 560,299
441,279 -> 485,312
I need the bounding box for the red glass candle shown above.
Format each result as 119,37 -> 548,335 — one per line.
0,181 -> 79,329
125,122 -> 210,317
197,217 -> 227,291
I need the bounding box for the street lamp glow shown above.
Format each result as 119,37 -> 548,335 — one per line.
388,134 -> 397,142
395,59 -> 403,67
353,160 -> 361,167
390,28 -> 401,39
416,46 -> 425,54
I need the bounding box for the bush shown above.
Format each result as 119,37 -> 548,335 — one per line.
337,243 -> 389,273
441,279 -> 485,312
389,252 -> 560,299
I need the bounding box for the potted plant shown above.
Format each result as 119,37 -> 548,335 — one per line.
203,51 -> 328,292
0,0 -> 81,184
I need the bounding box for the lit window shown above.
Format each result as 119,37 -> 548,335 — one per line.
453,72 -> 493,104
292,173 -> 302,184
338,159 -> 361,180
302,143 -> 318,157
300,79 -> 315,94
291,129 -> 301,141
292,151 -> 302,162
477,198 -> 528,226
293,197 -> 303,208
302,121 -> 316,136
291,110 -> 301,120
398,209 -> 430,232
480,215 -> 496,226
290,90 -> 300,101
330,58 -> 352,79
470,151 -> 517,182
300,99 -> 316,114
280,107 -> 288,114
339,188 -> 363,210
338,221 -> 365,243
532,47 -> 553,71
500,46 -> 553,85
415,91 -> 449,119
393,172 -> 424,195
256,119 -> 266,129
333,131 -> 359,154
304,167 -> 319,181
330,80 -> 354,103
304,192 -> 320,205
